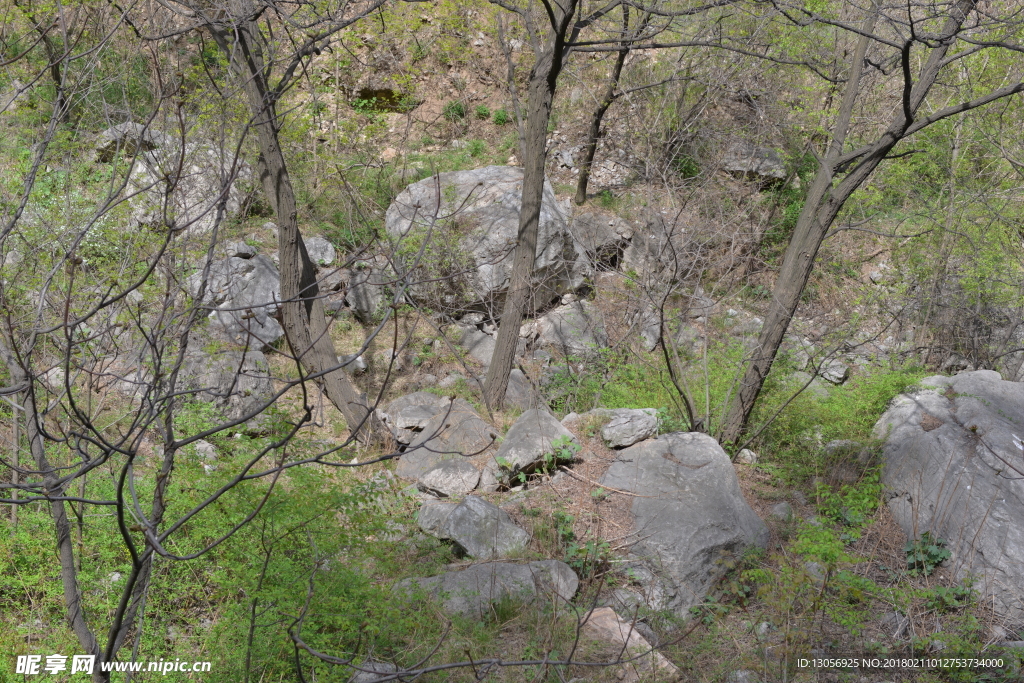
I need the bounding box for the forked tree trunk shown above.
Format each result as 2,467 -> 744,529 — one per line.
720,0 -> 977,444
223,23 -> 380,442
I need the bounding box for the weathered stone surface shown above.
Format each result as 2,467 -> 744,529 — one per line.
441,495 -> 529,559
181,346 -> 274,425
348,661 -> 398,683
459,326 -> 496,366
385,166 -> 574,313
224,241 -> 256,259
582,607 -> 679,683
95,122 -> 170,163
395,560 -> 577,618
379,391 -> 450,445
600,432 -> 769,616
770,502 -> 794,522
536,301 -> 608,357
818,358 -> 849,384
304,235 -> 336,267
874,371 -> 1024,621
722,140 -> 786,183
397,399 -> 498,480
417,500 -> 457,537
594,408 -> 658,448
346,263 -> 389,324
504,369 -> 536,411
186,255 -> 283,348
735,448 -> 758,465
129,141 -> 249,236
417,459 -> 481,498
570,212 -> 632,278
482,409 -> 578,487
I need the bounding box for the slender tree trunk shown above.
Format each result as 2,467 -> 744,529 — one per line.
575,10 -> 629,205
720,0 -> 976,444
218,22 -> 380,442
483,7 -> 575,409
0,345 -> 102,679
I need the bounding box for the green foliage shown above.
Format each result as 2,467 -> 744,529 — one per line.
671,154 -> 701,179
755,365 -> 927,485
922,582 -> 974,612
597,189 -> 617,208
905,531 -> 950,576
792,523 -> 849,567
815,470 -> 882,534
492,108 -> 512,125
474,105 -> 491,120
442,100 -> 467,121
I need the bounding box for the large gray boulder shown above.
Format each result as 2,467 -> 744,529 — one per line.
417,500 -> 458,537
482,409 -> 578,488
417,459 -> 481,498
395,560 -> 577,618
873,371 -> 1024,622
600,432 -> 769,616
535,300 -> 609,357
440,495 -> 529,559
186,255 -> 283,348
129,140 -> 249,236
593,408 -> 659,448
396,399 -> 498,480
384,166 -> 574,315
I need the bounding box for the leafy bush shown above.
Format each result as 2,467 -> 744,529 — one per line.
905,531 -> 950,576
474,105 -> 491,120
443,100 -> 466,121
493,108 -> 512,125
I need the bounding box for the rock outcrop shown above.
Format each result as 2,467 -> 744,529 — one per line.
600,432 -> 769,616
384,166 -> 575,315
874,370 -> 1024,622
395,560 -> 577,618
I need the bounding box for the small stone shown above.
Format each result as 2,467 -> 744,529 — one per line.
194,440 -> 217,461
338,354 -> 367,374
735,448 -> 758,465
770,502 -> 794,522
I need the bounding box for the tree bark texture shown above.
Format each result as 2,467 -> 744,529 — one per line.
720,0 -> 977,444
575,9 -> 630,205
483,1 -> 578,409
224,22 -> 379,442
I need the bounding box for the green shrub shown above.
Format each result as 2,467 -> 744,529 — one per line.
905,531 -> 950,576
443,100 -> 466,121
474,105 -> 491,120
493,108 -> 512,125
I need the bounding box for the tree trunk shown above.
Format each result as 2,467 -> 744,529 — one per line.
483,3 -> 577,409
223,22 -> 380,442
719,0 -> 977,444
575,10 -> 629,205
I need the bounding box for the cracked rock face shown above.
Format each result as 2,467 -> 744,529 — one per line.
875,370 -> 1024,622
